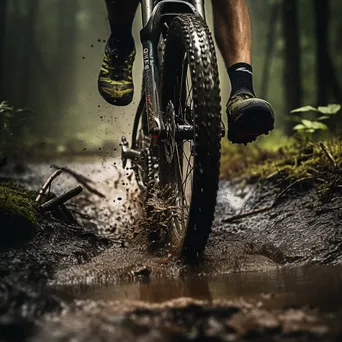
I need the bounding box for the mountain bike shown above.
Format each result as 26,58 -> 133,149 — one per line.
120,0 -> 224,260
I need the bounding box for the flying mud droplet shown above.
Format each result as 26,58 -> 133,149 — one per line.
60,158 -> 142,240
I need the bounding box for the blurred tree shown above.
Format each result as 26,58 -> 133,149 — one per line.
0,0 -> 7,97
21,0 -> 39,106
282,0 -> 302,134
314,0 -> 341,106
56,0 -> 78,110
260,0 -> 282,99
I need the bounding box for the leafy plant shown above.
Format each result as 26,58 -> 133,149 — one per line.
0,101 -> 32,132
291,104 -> 341,136
0,101 -> 33,155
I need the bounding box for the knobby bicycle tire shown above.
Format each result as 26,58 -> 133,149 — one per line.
160,14 -> 222,260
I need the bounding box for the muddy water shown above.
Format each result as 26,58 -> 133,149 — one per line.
53,265 -> 342,313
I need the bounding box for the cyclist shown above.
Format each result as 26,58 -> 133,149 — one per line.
98,0 -> 274,144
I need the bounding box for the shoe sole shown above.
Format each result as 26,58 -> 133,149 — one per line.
227,102 -> 275,145
98,85 -> 134,107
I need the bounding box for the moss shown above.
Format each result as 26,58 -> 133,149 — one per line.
0,179 -> 39,245
220,134 -> 342,193
220,129 -> 291,179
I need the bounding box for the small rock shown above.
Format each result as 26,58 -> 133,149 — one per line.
105,314 -> 126,325
132,265 -> 151,278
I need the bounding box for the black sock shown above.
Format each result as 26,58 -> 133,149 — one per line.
108,23 -> 135,54
228,63 -> 255,96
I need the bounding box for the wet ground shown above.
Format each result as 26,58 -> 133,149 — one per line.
1,158 -> 342,341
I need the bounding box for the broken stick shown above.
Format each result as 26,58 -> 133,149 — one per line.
51,164 -> 106,198
319,142 -> 337,168
36,169 -> 63,203
40,185 -> 83,212
222,206 -> 271,223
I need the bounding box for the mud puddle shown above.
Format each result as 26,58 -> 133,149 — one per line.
52,265 -> 342,311
35,265 -> 342,342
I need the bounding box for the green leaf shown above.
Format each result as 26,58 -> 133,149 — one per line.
317,116 -> 330,121
317,104 -> 341,115
293,124 -> 306,131
291,106 -> 318,113
302,119 -> 314,128
311,121 -> 328,131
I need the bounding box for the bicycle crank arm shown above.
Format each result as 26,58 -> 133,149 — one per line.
120,136 -> 140,169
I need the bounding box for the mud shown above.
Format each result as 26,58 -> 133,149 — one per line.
1,158 -> 342,341
33,297 -> 340,342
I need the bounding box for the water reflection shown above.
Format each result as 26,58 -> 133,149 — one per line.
53,265 -> 342,312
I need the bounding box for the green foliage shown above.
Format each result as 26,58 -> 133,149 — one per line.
291,104 -> 341,138
293,119 -> 328,134
291,104 -> 341,114
0,100 -> 32,129
220,131 -> 342,195
247,139 -> 342,195
220,129 -> 291,179
0,101 -> 32,153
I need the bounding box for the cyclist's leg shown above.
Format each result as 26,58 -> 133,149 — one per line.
105,0 -> 138,28
98,0 -> 139,106
212,0 -> 252,69
212,0 -> 274,144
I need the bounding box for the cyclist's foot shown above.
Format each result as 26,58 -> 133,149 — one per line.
98,36 -> 135,106
227,89 -> 275,144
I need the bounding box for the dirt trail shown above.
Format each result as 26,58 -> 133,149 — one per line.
1,158 -> 342,341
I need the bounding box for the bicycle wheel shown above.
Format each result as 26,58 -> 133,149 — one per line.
159,14 -> 221,259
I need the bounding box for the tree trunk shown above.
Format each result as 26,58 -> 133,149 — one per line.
20,0 -> 39,107
314,0 -> 330,106
260,0 -> 282,99
0,0 -> 7,98
56,0 -> 78,107
282,0 -> 302,135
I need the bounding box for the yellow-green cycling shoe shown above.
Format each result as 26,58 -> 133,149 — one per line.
98,40 -> 135,106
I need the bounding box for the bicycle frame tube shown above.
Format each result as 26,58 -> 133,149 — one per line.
141,0 -> 154,26
139,0 -> 204,138
141,0 -> 205,25
191,0 -> 205,19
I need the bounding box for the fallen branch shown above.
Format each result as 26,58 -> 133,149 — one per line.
39,185 -> 83,212
319,142 -> 337,168
222,177 -> 312,223
51,164 -> 106,198
222,206 -> 271,223
35,169 -> 63,203
272,176 -> 313,206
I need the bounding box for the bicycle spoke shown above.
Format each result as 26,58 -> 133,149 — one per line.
173,142 -> 193,212
182,144 -> 191,164
181,153 -> 193,190
161,39 -> 196,237
175,144 -> 188,209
